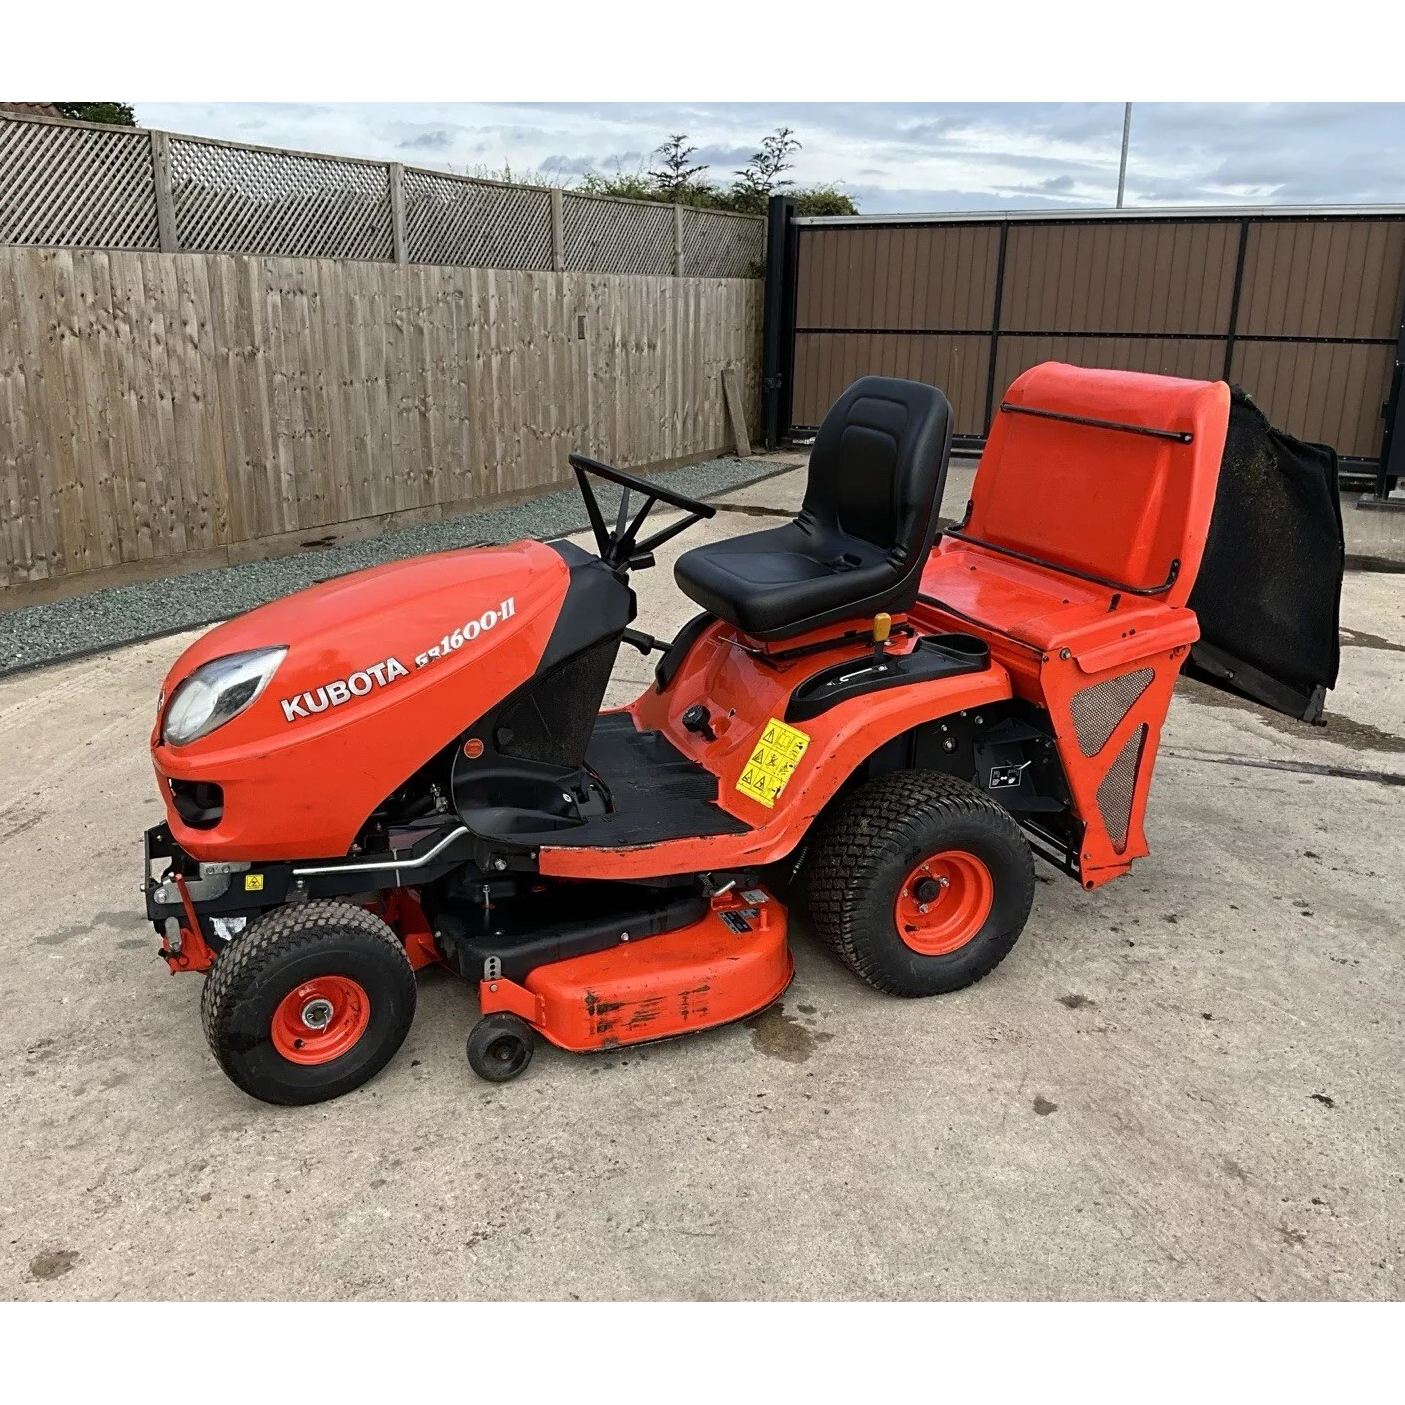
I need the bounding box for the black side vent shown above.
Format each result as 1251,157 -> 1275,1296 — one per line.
494,636 -> 621,769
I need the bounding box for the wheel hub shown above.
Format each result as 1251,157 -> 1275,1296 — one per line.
913,876 -> 947,905
300,997 -> 334,1030
894,850 -> 994,956
270,975 -> 371,1066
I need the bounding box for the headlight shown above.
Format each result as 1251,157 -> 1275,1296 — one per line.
163,647 -> 287,747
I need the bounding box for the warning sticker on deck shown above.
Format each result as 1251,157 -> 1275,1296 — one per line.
735,717 -> 810,808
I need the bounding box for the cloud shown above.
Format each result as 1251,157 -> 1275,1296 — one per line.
396,129 -> 453,151
540,153 -> 600,177
135,101 -> 1405,215
691,143 -> 757,169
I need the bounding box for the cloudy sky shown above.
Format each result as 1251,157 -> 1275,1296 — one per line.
136,102 -> 1405,214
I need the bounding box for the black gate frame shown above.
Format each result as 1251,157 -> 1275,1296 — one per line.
760,195 -> 798,451
1364,290 -> 1405,506
761,196 -> 1405,497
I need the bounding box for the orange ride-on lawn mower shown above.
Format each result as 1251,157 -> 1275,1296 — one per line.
144,361 -> 1234,1105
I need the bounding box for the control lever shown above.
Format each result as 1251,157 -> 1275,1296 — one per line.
681,703 -> 717,742
871,612 -> 892,667
834,614 -> 897,688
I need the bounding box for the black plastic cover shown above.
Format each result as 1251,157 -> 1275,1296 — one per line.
1186,389 -> 1345,721
785,632 -> 990,722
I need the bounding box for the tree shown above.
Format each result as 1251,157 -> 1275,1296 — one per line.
650,134 -> 708,199
793,185 -> 859,216
575,125 -> 859,215
55,102 -> 137,127
730,126 -> 801,214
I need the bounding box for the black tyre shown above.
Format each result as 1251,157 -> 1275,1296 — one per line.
200,900 -> 417,1106
466,1013 -> 535,1083
801,770 -> 1035,997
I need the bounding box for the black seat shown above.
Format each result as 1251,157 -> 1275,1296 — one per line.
674,376 -> 953,641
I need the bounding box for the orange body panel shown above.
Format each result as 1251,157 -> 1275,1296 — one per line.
538,624 -> 1013,879
921,362 -> 1229,884
504,888 -> 791,1052
379,889 -> 443,972
151,540 -> 569,861
966,362 -> 1227,608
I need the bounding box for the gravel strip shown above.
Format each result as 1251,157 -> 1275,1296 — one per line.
0,455 -> 788,677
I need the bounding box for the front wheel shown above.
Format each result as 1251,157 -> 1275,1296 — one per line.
801,770 -> 1035,997
466,1013 -> 535,1083
200,901 -> 417,1106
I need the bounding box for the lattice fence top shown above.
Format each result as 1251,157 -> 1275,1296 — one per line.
681,206 -> 767,279
0,112 -> 764,277
403,169 -> 552,270
0,118 -> 157,250
563,193 -> 675,276
170,136 -> 393,261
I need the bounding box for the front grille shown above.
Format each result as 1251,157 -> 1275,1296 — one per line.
169,778 -> 223,829
1096,724 -> 1146,853
1069,668 -> 1154,756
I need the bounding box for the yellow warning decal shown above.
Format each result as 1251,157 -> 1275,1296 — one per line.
244,873 -> 265,892
735,717 -> 811,809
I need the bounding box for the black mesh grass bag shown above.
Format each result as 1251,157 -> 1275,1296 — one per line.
1186,388 -> 1345,721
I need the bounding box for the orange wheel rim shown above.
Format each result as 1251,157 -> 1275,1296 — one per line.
270,975 -> 370,1065
894,849 -> 994,955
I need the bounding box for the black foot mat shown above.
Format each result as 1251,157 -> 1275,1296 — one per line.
554,712 -> 751,849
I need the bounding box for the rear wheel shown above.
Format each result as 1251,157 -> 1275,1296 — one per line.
200,900 -> 417,1106
801,770 -> 1035,996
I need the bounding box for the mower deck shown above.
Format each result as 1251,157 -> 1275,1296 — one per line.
483,884 -> 792,1053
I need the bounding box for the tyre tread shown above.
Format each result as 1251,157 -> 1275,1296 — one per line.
200,900 -> 413,1089
801,770 -> 1035,996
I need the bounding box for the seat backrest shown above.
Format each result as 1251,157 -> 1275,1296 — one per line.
802,375 -> 952,569
964,363 -> 1230,607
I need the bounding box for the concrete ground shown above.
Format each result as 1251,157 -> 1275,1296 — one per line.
2,460 -> 1403,1301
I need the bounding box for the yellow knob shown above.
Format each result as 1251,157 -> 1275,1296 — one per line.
872,612 -> 892,644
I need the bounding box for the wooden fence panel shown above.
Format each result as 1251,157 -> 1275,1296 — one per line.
0,247 -> 762,595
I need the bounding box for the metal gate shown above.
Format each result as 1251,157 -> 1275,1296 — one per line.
761,198 -> 1405,495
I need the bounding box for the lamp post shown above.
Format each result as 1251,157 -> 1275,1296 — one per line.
1116,102 -> 1132,208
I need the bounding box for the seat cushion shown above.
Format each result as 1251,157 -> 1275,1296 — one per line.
674,521 -> 899,640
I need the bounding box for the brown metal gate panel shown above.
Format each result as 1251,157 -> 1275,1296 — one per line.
787,208 -> 1405,468
1226,220 -> 1405,456
793,332 -> 991,436
1000,221 -> 1238,334
793,223 -> 999,435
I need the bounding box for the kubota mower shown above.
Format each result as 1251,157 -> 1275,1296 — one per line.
144,362 -> 1241,1105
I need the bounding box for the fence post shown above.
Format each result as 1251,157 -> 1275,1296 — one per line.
673,205 -> 685,276
150,130 -> 178,253
550,189 -> 565,272
760,194 -> 797,449
388,163 -> 407,265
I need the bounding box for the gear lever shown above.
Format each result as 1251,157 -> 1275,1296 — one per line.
837,613 -> 895,687
871,612 -> 892,667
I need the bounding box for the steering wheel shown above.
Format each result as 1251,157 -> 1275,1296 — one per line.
568,452 -> 717,573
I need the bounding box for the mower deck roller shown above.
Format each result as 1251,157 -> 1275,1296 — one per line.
143,362 -> 1248,1105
